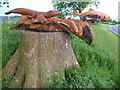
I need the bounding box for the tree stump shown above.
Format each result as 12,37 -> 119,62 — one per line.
2,31 -> 80,88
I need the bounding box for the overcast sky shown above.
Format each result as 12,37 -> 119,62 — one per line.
0,0 -> 119,20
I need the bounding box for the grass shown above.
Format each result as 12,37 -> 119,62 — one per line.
0,19 -> 2,68
118,26 -> 120,29
0,19 -> 2,89
100,23 -> 110,29
1,20 -> 119,88
50,23 -> 119,88
2,19 -> 23,68
92,23 -> 118,59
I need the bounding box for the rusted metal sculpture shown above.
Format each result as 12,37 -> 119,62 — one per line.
2,8 -> 112,88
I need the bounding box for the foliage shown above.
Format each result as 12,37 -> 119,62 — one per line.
52,0 -> 100,19
50,25 -> 118,88
49,33 -> 118,88
2,75 -> 14,88
0,0 -> 9,8
2,18 -> 23,68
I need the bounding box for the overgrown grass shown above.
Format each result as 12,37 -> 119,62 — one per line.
2,20 -> 23,68
67,35 -> 118,88
1,20 -> 119,88
50,23 -> 119,88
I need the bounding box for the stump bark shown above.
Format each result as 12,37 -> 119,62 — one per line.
2,31 -> 80,88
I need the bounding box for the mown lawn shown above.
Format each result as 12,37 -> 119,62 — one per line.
118,25 -> 120,29
1,20 -> 119,88
92,23 -> 118,59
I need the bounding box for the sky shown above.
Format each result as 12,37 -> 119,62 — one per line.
0,0 -> 119,21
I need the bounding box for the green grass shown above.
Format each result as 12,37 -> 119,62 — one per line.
50,23 -> 119,88
0,19 -> 2,67
100,23 -> 110,29
92,23 -> 118,59
118,26 -> 120,29
1,20 -> 119,88
2,21 -> 23,68
0,19 -> 2,89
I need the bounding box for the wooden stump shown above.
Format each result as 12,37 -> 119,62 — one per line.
2,31 -> 80,88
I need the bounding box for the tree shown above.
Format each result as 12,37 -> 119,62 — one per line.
52,0 -> 100,19
0,0 -> 9,8
2,31 -> 80,88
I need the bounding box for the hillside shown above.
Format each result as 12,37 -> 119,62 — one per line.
92,24 -> 118,59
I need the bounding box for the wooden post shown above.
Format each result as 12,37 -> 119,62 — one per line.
2,31 -> 80,88
7,16 -> 10,24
